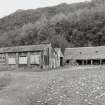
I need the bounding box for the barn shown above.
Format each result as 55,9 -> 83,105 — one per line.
64,46 -> 105,66
0,43 -> 59,69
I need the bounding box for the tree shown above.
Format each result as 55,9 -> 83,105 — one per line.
35,15 -> 50,42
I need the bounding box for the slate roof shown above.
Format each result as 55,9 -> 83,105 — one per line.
64,46 -> 105,60
0,43 -> 51,53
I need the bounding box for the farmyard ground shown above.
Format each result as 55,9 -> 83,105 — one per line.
0,66 -> 105,105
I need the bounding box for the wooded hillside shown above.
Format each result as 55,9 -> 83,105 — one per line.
0,0 -> 105,50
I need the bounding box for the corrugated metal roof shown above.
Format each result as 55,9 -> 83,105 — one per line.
64,46 -> 105,60
0,43 -> 51,53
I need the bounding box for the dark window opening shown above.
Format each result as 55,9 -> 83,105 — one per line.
66,60 -> 70,64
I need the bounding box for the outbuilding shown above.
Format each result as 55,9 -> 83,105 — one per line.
64,46 -> 105,66
0,43 -> 58,69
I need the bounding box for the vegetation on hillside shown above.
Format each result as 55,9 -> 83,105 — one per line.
0,0 -> 105,50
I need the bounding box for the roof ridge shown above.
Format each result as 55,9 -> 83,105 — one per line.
0,43 -> 51,53
65,45 -> 105,49
0,43 -> 50,49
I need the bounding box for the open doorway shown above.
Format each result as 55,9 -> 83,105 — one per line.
102,59 -> 105,65
60,57 -> 63,66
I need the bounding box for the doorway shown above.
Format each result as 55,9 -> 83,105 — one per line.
60,57 -> 63,66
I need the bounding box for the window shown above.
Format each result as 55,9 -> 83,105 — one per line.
0,54 -> 6,64
30,54 -> 40,64
8,54 -> 16,65
8,57 -> 16,65
19,56 -> 27,64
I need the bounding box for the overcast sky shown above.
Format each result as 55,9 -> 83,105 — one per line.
0,0 -> 91,18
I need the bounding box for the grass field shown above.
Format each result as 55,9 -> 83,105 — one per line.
0,66 -> 105,105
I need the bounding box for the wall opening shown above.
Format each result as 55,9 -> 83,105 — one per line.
102,59 -> 105,65
84,60 -> 87,65
60,57 -> 63,66
93,59 -> 100,65
76,60 -> 83,65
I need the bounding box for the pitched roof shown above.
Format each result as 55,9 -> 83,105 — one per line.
55,48 -> 64,57
54,48 -> 60,52
64,46 -> 105,60
0,43 -> 51,53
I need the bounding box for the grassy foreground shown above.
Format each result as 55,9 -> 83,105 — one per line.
0,66 -> 105,105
